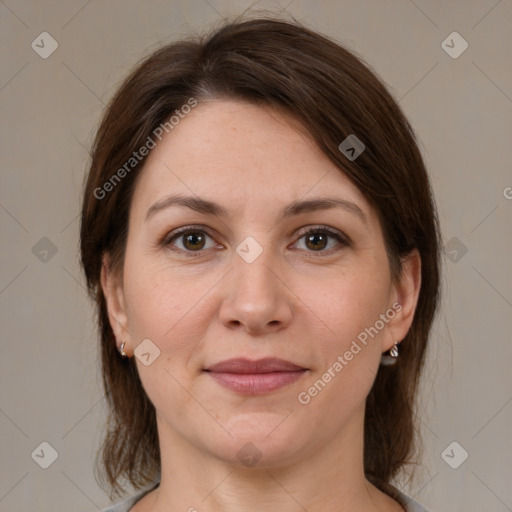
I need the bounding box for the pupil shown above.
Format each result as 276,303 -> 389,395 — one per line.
307,233 -> 326,250
185,233 -> 204,250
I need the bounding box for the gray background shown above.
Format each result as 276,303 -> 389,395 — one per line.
1,1 -> 511,511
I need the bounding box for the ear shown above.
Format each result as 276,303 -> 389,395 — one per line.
384,248 -> 422,351
100,253 -> 132,355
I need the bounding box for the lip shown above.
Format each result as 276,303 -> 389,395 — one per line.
205,357 -> 306,373
204,358 -> 308,395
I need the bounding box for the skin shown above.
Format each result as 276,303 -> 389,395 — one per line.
102,100 -> 421,512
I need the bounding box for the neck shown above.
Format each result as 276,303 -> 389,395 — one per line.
145,406 -> 401,512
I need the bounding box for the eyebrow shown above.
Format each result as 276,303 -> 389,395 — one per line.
145,194 -> 367,224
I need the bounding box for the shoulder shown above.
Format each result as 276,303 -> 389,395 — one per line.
99,482 -> 159,512
99,482 -> 432,512
99,494 -> 140,512
394,488 -> 432,512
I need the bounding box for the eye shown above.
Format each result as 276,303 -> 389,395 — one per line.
292,226 -> 349,255
162,224 -> 350,258
163,226 -> 219,256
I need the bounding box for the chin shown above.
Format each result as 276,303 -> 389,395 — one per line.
205,419 -> 307,469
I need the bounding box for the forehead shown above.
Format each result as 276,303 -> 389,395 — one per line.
130,100 -> 372,221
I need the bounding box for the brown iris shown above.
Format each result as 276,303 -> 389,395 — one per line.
182,232 -> 206,251
305,232 -> 328,251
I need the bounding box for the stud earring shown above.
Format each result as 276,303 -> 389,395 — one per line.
119,341 -> 127,358
380,341 -> 399,366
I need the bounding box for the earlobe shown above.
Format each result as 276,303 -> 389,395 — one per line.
100,254 -> 131,350
387,249 -> 422,346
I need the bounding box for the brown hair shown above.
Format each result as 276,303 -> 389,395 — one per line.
80,15 -> 441,500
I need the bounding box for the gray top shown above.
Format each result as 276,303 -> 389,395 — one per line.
100,482 -> 431,512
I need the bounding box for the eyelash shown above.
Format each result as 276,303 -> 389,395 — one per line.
161,224 -> 350,258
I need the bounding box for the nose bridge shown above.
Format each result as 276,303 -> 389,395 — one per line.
219,234 -> 292,332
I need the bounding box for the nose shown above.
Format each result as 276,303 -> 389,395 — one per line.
218,242 -> 293,335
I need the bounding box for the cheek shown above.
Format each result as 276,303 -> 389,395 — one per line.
124,272 -> 173,340
121,253 -> 226,389
122,256 -> 207,408
311,268 -> 390,346
302,267 -> 389,401
122,248 -> 205,338
297,277 -> 387,427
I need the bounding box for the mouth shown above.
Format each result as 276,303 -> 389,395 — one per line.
203,358 -> 308,395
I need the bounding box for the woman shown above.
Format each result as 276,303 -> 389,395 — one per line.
80,16 -> 440,512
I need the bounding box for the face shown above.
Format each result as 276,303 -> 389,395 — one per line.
103,100 -> 419,469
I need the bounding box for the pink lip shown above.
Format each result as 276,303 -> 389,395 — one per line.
204,358 -> 308,395
205,357 -> 306,373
